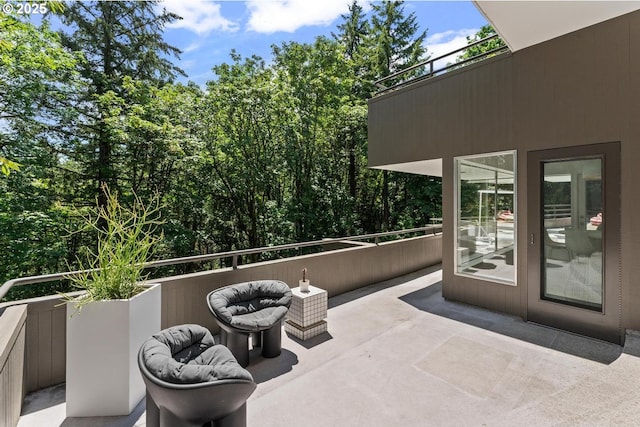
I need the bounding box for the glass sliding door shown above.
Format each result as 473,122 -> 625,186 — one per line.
542,158 -> 603,310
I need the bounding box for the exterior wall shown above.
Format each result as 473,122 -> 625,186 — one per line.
369,53 -> 514,165
368,10 -> 640,329
0,234 -> 441,393
627,11 -> 640,333
0,305 -> 27,427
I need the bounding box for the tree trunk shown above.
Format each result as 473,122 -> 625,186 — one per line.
348,142 -> 357,198
382,170 -> 389,230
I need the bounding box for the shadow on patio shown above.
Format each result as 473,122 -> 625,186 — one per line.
20,265 -> 640,426
398,281 -> 622,365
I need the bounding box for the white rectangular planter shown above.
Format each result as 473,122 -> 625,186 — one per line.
66,283 -> 161,417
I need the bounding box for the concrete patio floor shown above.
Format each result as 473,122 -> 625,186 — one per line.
19,265 -> 640,426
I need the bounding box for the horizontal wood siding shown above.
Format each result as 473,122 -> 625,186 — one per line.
368,54 -> 513,166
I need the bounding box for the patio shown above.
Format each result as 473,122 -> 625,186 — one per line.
18,265 -> 640,426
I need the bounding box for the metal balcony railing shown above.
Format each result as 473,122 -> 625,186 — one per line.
374,34 -> 509,95
544,204 -> 572,219
0,225 -> 442,301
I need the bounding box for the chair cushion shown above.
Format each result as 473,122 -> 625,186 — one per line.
208,280 -> 292,331
231,306 -> 290,330
140,324 -> 253,384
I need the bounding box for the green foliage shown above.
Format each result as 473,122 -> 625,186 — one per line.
370,0 -> 428,82
457,25 -> 506,63
333,1 -> 372,99
56,0 -> 184,208
59,0 -> 184,87
0,158 -> 20,176
64,186 -> 162,313
0,15 -> 83,300
0,168 -> 80,302
2,0 -> 442,301
0,13 -> 80,182
46,1 -> 66,14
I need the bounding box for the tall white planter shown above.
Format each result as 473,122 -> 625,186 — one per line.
66,283 -> 161,417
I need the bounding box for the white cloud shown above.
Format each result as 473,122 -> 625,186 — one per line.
246,0 -> 353,34
161,0 -> 239,34
425,29 -> 479,70
183,42 -> 202,54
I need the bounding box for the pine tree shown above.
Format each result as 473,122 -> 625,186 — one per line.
334,1 -> 369,62
57,0 -> 184,208
332,1 -> 370,207
369,0 -> 429,230
333,0 -> 373,100
370,0 -> 427,81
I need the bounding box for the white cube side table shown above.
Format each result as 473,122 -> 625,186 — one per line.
285,285 -> 328,340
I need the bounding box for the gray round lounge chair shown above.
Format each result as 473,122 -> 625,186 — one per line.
138,324 -> 256,427
207,280 -> 292,367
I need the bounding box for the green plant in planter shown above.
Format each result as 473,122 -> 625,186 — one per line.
64,185 -> 162,314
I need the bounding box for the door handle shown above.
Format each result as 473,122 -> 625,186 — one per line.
530,233 -> 535,245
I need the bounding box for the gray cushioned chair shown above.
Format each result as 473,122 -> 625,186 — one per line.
138,324 -> 256,427
207,280 -> 292,367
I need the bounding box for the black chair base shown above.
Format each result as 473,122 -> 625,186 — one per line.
262,323 -> 283,358
220,322 -> 283,367
146,393 -> 248,427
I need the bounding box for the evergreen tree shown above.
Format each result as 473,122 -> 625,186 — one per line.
370,0 -> 427,81
57,0 -> 184,208
369,0 -> 429,230
332,2 -> 373,226
333,0 -> 372,100
2,2 -> 444,301
334,1 -> 369,63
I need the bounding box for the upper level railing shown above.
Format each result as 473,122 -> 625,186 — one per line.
544,204 -> 572,220
374,34 -> 509,96
0,225 -> 442,301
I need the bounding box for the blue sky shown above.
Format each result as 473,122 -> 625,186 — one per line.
158,1 -> 489,85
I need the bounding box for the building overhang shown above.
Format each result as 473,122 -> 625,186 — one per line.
370,158 -> 442,177
474,1 -> 640,52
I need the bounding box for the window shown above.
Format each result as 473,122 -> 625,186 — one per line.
455,151 -> 516,284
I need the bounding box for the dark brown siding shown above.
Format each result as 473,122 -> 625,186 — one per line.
369,10 -> 640,328
369,54 -> 513,164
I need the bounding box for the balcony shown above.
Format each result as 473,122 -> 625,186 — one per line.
12,265 -> 640,426
1,228 -> 441,426
3,228 -> 640,426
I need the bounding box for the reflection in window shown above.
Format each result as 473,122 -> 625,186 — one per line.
542,158 -> 602,310
455,152 -> 516,284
